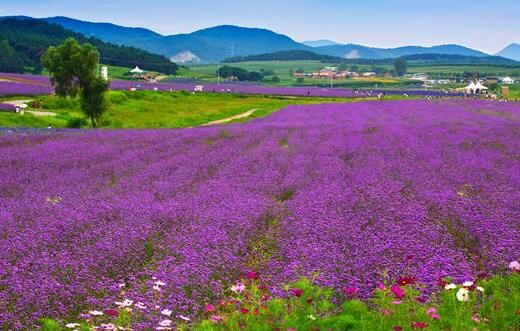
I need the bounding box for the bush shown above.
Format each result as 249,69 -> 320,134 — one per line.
66,117 -> 87,128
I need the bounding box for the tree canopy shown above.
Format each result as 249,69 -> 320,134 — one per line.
394,58 -> 408,77
217,65 -> 264,81
43,38 -> 109,128
0,39 -> 23,73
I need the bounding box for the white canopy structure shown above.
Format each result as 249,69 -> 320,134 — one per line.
501,77 -> 514,84
475,81 -> 488,91
464,82 -> 477,93
130,66 -> 144,74
464,81 -> 488,94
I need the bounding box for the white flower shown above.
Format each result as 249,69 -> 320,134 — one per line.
476,286 -> 485,292
158,319 -> 172,327
307,314 -> 317,320
456,288 -> 470,302
463,281 -> 474,287
100,323 -> 117,330
115,299 -> 134,307
509,261 -> 520,271
154,280 -> 167,286
178,314 -> 191,321
89,310 -> 104,316
135,302 -> 147,309
161,309 -> 173,316
231,281 -> 245,293
445,283 -> 457,290
65,323 -> 81,328
153,285 -> 162,291
118,283 -> 126,288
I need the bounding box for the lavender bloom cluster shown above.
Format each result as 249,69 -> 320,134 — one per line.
0,99 -> 519,329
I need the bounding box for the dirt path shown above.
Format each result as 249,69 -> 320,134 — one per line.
201,109 -> 258,127
25,111 -> 57,117
2,100 -> 32,106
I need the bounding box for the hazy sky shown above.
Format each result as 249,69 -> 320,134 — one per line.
2,0 -> 518,53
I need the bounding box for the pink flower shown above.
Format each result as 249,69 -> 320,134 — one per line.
231,281 -> 245,293
289,288 -> 303,297
393,327 -> 403,331
411,321 -> 428,329
245,271 -> 259,280
390,284 -> 406,299
377,282 -> 385,291
397,276 -> 417,286
104,309 -> 119,317
509,261 -> 520,272
392,300 -> 403,305
415,296 -> 428,304
344,287 -> 359,296
205,304 -> 215,312
239,308 -> 249,314
427,307 -> 440,319
209,315 -> 222,323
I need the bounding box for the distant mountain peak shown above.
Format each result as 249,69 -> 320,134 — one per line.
495,43 -> 520,61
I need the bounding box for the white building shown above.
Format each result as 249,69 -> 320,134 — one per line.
501,77 -> 514,84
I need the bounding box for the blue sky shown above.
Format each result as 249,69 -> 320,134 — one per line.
2,0 -> 518,53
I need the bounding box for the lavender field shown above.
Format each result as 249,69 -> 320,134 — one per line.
0,99 -> 519,329
0,73 -> 460,98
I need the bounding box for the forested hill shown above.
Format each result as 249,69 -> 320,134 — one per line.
0,18 -> 178,74
224,50 -> 346,63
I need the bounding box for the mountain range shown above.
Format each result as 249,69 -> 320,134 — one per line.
2,16 -> 518,64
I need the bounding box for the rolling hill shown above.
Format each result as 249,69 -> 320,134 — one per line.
224,50 -> 518,66
315,44 -> 489,60
43,16 -> 162,45
0,17 -> 178,74
496,43 -> 520,61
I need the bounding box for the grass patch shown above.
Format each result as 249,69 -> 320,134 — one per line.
0,91 -> 362,129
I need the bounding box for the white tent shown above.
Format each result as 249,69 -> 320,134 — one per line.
475,81 -> 488,92
464,81 -> 477,93
130,66 -> 144,74
501,77 -> 514,84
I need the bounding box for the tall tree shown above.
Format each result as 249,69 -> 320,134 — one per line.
0,39 -> 23,73
394,58 -> 408,77
42,38 -> 108,128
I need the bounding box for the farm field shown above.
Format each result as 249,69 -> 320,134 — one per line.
1,99 -> 519,329
188,61 -> 520,86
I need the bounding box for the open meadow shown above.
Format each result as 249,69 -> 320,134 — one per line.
0,91 -> 362,129
1,98 -> 519,330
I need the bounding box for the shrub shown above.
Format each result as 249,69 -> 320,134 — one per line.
66,117 -> 87,128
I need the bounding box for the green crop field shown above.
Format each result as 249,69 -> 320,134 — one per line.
187,61 -> 412,87
187,61 -> 520,85
0,90 -> 370,129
